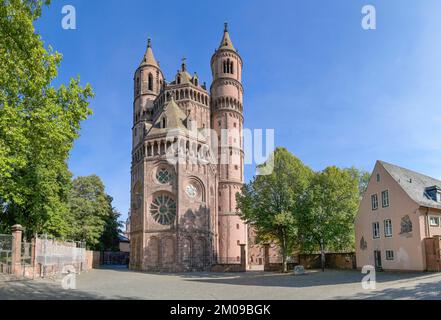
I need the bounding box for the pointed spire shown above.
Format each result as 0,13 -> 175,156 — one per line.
140,38 -> 158,67
219,22 -> 235,51
181,57 -> 187,71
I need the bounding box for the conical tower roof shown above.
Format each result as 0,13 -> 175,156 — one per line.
140,38 -> 158,67
218,23 -> 235,51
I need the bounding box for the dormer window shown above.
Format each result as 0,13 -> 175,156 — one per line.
425,185 -> 441,202
194,78 -> 198,86
177,75 -> 181,84
162,117 -> 167,128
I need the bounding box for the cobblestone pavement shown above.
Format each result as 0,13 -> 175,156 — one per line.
2,267 -> 441,300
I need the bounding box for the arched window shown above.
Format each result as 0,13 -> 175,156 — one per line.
223,60 -> 227,73
148,73 -> 153,91
136,77 -> 140,94
226,59 -> 231,73
230,61 -> 234,74
177,75 -> 181,84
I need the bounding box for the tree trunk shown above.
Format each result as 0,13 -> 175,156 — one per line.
282,254 -> 288,273
281,235 -> 288,273
320,241 -> 325,272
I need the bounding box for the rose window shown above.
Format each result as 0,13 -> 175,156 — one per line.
150,195 -> 176,225
156,168 -> 171,184
186,184 -> 197,198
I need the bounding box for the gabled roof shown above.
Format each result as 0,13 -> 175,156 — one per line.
147,98 -> 188,136
379,160 -> 441,210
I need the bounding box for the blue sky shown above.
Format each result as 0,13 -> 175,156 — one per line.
34,0 -> 441,222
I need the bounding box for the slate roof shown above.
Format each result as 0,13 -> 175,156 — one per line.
118,234 -> 129,242
380,160 -> 441,210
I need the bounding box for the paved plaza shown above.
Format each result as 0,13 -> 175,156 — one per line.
1,267 -> 441,300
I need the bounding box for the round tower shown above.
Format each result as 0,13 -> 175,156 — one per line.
133,39 -> 164,147
210,23 -> 247,264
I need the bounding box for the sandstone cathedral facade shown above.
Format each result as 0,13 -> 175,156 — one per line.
129,24 -> 248,271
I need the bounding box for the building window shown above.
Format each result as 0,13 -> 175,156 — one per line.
185,184 -> 197,199
430,216 -> 440,227
156,168 -> 171,184
376,173 -> 380,182
382,190 -> 389,207
386,250 -> 394,260
371,194 -> 378,210
236,224 -> 240,230
384,219 -> 392,237
148,73 -> 153,91
150,194 -> 177,225
373,222 -> 380,239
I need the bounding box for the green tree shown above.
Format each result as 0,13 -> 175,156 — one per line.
99,195 -> 124,251
67,175 -> 110,249
0,0 -> 93,236
345,166 -> 370,199
237,147 -> 313,272
298,166 -> 359,271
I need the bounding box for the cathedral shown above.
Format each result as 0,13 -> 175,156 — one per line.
129,24 -> 248,271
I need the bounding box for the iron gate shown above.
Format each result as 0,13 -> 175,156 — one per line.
0,234 -> 12,274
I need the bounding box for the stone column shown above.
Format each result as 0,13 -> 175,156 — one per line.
263,244 -> 270,272
240,244 -> 246,272
11,224 -> 23,276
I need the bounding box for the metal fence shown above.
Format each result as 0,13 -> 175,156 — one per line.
101,251 -> 129,265
35,234 -> 86,278
0,234 -> 12,274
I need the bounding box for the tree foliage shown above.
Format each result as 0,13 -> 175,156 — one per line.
298,166 -> 359,271
99,195 -> 124,251
0,0 -> 94,236
67,175 -> 110,248
237,147 -> 313,272
345,166 -> 370,199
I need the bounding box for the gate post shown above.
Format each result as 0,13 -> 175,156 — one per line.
263,244 -> 270,271
11,224 -> 23,276
240,244 -> 246,272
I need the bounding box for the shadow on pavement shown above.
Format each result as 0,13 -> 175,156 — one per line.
0,277 -> 134,300
335,280 -> 441,300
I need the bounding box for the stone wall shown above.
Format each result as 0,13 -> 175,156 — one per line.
298,253 -> 356,270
